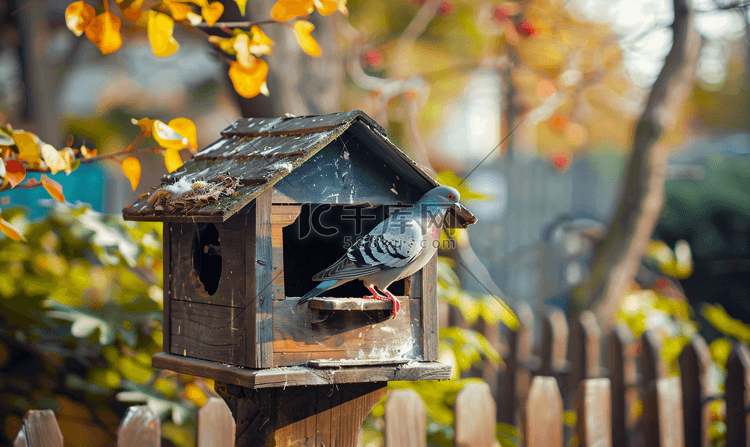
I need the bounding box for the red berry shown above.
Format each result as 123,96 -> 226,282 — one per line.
517,20 -> 537,37
657,278 -> 669,290
363,49 -> 382,67
552,151 -> 569,170
494,7 -> 509,22
439,1 -> 452,16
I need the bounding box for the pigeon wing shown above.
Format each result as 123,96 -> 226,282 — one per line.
312,216 -> 425,281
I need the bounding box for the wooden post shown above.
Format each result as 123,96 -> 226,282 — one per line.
455,383 -> 496,447
568,311 -> 601,403
385,389 -> 426,447
498,301 -> 533,425
678,336 -> 712,447
726,342 -> 750,447
117,406 -> 161,447
640,329 -> 666,447
539,309 -> 569,377
13,410 -> 63,447
609,324 -> 636,447
217,382 -> 386,447
198,397 -> 236,447
523,376 -> 563,447
576,378 -> 611,447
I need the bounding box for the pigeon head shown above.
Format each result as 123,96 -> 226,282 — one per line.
417,186 -> 461,207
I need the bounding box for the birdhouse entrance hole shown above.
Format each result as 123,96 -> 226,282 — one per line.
191,223 -> 222,297
281,204 -> 406,298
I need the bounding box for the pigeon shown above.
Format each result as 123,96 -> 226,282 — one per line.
297,186 -> 472,317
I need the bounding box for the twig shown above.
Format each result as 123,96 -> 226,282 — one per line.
194,18 -> 301,30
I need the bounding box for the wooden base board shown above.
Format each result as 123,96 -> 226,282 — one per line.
152,352 -> 451,389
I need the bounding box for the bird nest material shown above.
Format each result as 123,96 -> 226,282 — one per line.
145,174 -> 242,214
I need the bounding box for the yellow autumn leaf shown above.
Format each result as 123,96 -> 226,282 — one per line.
233,33 -> 252,67
313,0 -> 338,15
249,25 -> 274,56
0,216 -> 25,242
85,12 -> 122,55
164,147 -> 183,173
4,160 -> 26,188
153,120 -> 189,150
131,117 -> 155,137
293,20 -> 321,57
65,1 -> 96,37
208,35 -> 237,54
228,59 -> 269,98
167,118 -> 198,153
40,174 -> 65,203
271,0 -> 314,21
186,11 -> 203,26
201,2 -> 224,26
163,0 -> 193,21
12,131 -> 41,168
146,11 -> 180,57
121,157 -> 141,191
41,144 -> 73,175
234,0 -> 247,15
80,144 -> 97,158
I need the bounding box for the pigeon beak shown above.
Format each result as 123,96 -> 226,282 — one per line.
450,202 -> 478,228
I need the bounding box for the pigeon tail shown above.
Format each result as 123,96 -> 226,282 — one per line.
298,280 -> 338,305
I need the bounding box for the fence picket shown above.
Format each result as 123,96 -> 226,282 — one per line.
13,410 -> 63,447
641,328 -> 665,447
568,311 -> 602,393
455,382 -> 496,447
498,301 -> 534,425
539,309 -> 569,377
575,378 -> 611,447
678,336 -> 712,447
656,376 -> 684,447
117,406 -> 161,447
609,324 -> 636,447
726,342 -> 750,447
197,397 -> 235,447
385,389 -> 426,447
524,376 -> 563,447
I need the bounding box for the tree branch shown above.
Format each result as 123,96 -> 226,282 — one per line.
574,0 -> 703,328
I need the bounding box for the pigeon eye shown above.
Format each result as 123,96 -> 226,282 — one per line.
447,193 -> 455,200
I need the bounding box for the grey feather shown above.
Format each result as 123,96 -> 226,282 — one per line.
299,185 -> 467,302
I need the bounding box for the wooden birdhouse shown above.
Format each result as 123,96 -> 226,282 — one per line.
123,110 -> 476,388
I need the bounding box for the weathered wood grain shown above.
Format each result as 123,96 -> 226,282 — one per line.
170,216 -> 247,308
656,376 -> 684,447
169,300 -> 245,365
679,336 -> 712,447
305,297 -> 394,311
385,389 -> 426,447
455,383 -> 496,447
197,397 -> 235,447
246,188 -> 274,368
218,381 -> 387,447
524,376 -> 563,447
726,342 -> 750,447
421,255 -> 439,361
153,352 -> 451,388
163,223 -> 171,354
270,204 -> 301,301
116,406 -> 160,447
13,410 -> 63,447
272,296 -> 420,367
576,378 -> 611,447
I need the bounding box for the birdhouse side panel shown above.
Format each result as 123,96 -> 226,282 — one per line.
417,255 -> 439,361
166,214 -> 253,367
271,296 -> 423,367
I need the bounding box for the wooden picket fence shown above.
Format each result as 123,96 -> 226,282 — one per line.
12,304 -> 750,447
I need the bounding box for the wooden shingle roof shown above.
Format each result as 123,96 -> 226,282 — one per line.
122,110 -> 442,223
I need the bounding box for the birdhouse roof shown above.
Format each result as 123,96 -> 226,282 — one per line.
122,110 -> 471,224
